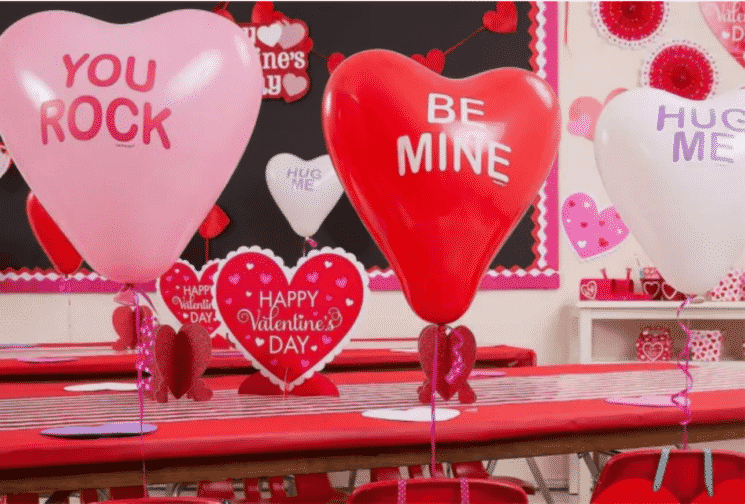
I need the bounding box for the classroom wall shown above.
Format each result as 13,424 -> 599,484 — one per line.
1,1 -> 743,487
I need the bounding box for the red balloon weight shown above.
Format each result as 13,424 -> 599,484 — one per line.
26,193 -> 83,276
322,50 -> 560,324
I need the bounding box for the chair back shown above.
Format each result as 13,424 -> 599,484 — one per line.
347,477 -> 527,504
591,449 -> 745,504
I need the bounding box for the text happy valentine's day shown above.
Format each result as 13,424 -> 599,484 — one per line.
237,290 -> 343,354
397,93 -> 512,185
41,54 -> 170,148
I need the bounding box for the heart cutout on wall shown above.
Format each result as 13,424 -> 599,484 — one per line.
562,192 -> 629,259
214,246 -> 368,391
701,2 -> 745,69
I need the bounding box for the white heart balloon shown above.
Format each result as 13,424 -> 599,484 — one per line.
595,88 -> 745,295
0,143 -> 11,178
266,153 -> 344,238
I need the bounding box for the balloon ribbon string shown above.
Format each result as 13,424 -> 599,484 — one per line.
133,292 -> 148,496
673,297 -> 694,450
444,27 -> 484,56
446,326 -> 466,385
302,237 -> 317,258
430,326 -> 438,476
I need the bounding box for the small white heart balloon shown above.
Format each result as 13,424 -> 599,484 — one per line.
266,153 -> 344,237
594,88 -> 745,295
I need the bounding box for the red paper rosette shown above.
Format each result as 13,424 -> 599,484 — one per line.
642,40 -> 718,100
592,1 -> 668,49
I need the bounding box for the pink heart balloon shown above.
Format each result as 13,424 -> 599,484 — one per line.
0,10 -> 263,283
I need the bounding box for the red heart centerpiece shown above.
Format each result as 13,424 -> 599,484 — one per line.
112,305 -> 153,351
154,323 -> 212,399
701,3 -> 745,69
418,325 -> 477,401
322,50 -> 560,324
158,260 -> 222,336
214,247 -> 368,390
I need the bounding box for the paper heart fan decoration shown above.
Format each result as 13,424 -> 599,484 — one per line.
213,246 -> 368,391
594,88 -> 745,295
26,193 -> 83,275
322,50 -> 560,324
0,10 -> 263,284
266,154 -> 345,238
591,1 -> 668,49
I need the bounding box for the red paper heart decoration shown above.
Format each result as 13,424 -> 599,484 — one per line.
214,247 -> 367,390
199,205 -> 230,239
154,323 -> 212,399
322,50 -> 560,324
26,193 -> 83,275
483,2 -> 518,33
252,2 -> 286,24
327,52 -> 346,74
411,49 -> 445,74
701,3 -> 745,68
112,305 -> 153,351
158,260 -> 222,337
418,325 -> 477,403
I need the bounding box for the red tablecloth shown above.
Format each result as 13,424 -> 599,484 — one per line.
0,363 -> 741,472
0,345 -> 536,379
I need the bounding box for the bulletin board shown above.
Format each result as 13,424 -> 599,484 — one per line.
0,1 -> 559,293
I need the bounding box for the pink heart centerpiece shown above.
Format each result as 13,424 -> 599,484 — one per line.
214,246 -> 368,390
562,192 -> 629,259
158,260 -> 222,336
701,3 -> 745,69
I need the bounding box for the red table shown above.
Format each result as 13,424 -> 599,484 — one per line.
0,363 -> 741,494
0,343 -> 536,380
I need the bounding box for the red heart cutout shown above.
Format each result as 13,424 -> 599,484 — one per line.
642,279 -> 662,299
418,325 -> 477,401
215,248 -> 366,390
327,52 -> 346,74
26,193 -> 83,275
112,305 -> 153,351
483,2 -> 518,33
199,205 -> 230,239
411,49 -> 445,74
158,260 -> 221,336
154,323 -> 212,399
662,282 -> 687,300
252,2 -> 282,23
322,50 -> 559,324
300,38 -> 314,53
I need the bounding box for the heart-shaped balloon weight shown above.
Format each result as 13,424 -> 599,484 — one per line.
322,50 -> 560,324
112,305 -> 153,351
594,88 -> 745,295
0,10 -> 263,283
154,323 -> 212,399
418,325 -> 477,402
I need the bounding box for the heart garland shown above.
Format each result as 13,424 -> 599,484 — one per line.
482,2 -> 519,33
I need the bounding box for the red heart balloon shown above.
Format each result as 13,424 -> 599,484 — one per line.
154,323 -> 212,399
322,50 -> 560,324
198,205 -> 230,239
418,325 -> 477,401
26,193 -> 83,275
112,305 -> 153,351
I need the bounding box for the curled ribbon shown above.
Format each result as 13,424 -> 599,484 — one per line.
445,326 -> 466,385
117,284 -> 159,496
302,236 -> 318,257
672,297 -> 694,450
430,326 -> 438,475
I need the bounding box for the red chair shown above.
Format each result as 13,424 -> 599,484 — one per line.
406,463 -> 447,479
290,474 -> 347,503
1,494 -> 38,504
451,461 -> 537,495
197,480 -> 235,501
88,499 -> 225,504
370,467 -> 401,482
591,449 -> 745,503
348,478 -> 528,504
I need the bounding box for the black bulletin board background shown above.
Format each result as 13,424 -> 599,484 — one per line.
0,1 -> 540,282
